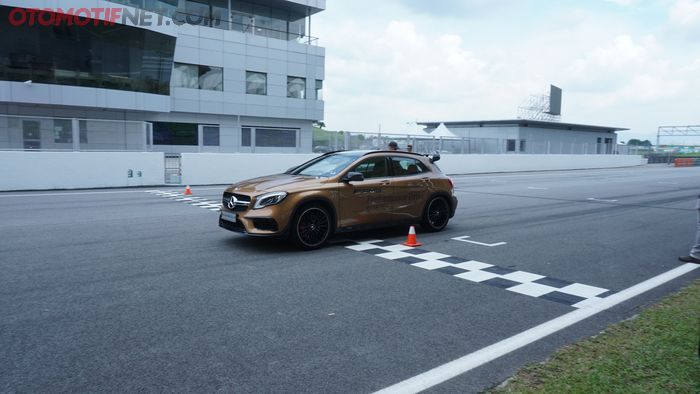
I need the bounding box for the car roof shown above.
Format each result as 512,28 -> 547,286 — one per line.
324,150 -> 427,158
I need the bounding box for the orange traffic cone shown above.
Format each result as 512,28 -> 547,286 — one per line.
184,185 -> 193,196
402,225 -> 422,247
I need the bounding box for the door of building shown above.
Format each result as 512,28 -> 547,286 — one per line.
164,154 -> 182,184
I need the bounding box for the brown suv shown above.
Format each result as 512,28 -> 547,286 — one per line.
219,150 -> 458,249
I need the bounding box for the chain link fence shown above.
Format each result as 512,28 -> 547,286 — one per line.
313,129 -> 639,155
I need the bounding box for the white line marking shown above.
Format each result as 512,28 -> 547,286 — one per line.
527,186 -> 549,190
586,197 -> 619,203
451,235 -> 507,247
0,190 -> 159,198
373,263 -> 699,394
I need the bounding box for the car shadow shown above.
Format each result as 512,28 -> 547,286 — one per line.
217,225 -> 418,254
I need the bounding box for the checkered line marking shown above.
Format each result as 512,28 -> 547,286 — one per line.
145,190 -> 222,211
346,240 -> 614,308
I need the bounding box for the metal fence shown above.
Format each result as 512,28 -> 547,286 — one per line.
0,115 -> 152,152
312,130 -> 639,155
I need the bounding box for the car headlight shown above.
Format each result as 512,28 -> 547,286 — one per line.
253,191 -> 288,209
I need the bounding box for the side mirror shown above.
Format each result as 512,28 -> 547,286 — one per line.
342,171 -> 364,183
427,152 -> 441,163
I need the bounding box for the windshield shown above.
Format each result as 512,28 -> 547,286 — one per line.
291,153 -> 360,177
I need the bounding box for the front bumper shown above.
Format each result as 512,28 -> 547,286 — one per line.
218,205 -> 291,237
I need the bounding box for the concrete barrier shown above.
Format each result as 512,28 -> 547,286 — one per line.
0,151 -> 646,191
0,151 -> 164,190
180,153 -> 318,186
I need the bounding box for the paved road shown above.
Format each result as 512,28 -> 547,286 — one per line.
1,164 -> 699,393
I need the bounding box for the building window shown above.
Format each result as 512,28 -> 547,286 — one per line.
53,119 -> 72,143
153,122 -> 198,145
202,126 -> 220,146
79,120 -> 88,144
287,76 -> 306,99
519,140 -> 526,152
173,63 -> 223,91
241,127 -> 252,146
506,139 -> 516,152
315,80 -> 323,100
0,6 -> 175,95
255,128 -> 297,147
246,71 -> 267,95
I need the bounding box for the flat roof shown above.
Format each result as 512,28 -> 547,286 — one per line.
417,119 -> 628,133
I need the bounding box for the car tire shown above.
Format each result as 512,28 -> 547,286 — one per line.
421,196 -> 450,232
291,204 -> 332,249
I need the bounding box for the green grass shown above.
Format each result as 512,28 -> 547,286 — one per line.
491,279 -> 700,394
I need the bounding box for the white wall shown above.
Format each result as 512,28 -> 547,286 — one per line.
437,154 -> 646,175
0,151 -> 164,190
0,152 -> 646,191
180,153 -> 646,186
181,153 -> 318,185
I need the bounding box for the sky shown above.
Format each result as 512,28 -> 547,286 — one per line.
313,0 -> 700,144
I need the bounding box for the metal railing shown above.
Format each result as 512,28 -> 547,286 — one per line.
313,130 -> 640,155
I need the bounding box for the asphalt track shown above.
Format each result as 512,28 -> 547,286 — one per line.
1,164 -> 699,393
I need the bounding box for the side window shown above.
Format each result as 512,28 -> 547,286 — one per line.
351,157 -> 388,179
391,157 -> 429,176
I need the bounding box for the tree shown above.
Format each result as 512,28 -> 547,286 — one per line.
313,121 -> 326,129
627,139 -> 652,146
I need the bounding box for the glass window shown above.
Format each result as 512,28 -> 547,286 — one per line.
173,63 -> 222,91
519,140 -> 526,152
315,80 -> 323,100
183,0 -> 211,26
202,126 -> 220,146
246,71 -> 267,95
79,120 -> 88,144
291,153 -> 360,177
255,128 -> 297,148
255,128 -> 297,147
287,76 -> 306,99
241,127 -> 251,146
352,157 -> 388,179
199,66 -> 223,91
391,157 -> 428,176
53,119 -> 73,143
506,139 -> 516,152
153,122 -> 198,145
172,63 -> 199,89
0,6 -> 176,95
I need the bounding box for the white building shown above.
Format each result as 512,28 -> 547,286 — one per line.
419,120 -> 627,154
0,0 -> 325,159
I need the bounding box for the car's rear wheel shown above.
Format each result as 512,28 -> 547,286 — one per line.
422,196 -> 450,232
291,204 -> 332,249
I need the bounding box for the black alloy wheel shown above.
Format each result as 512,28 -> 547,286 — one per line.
422,196 -> 450,232
293,205 -> 331,249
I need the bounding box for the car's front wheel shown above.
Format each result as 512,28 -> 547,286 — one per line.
291,204 -> 332,249
421,196 -> 450,232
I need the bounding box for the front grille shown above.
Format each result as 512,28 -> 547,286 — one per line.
219,217 -> 246,233
222,192 -> 251,212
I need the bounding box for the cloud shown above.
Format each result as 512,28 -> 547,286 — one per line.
316,1 -> 700,141
669,0 -> 700,26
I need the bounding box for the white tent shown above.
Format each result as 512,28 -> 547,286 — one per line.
431,123 -> 457,138
403,122 -> 430,137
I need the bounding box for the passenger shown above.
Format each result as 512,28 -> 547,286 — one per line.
387,141 -> 399,151
406,144 -> 413,153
